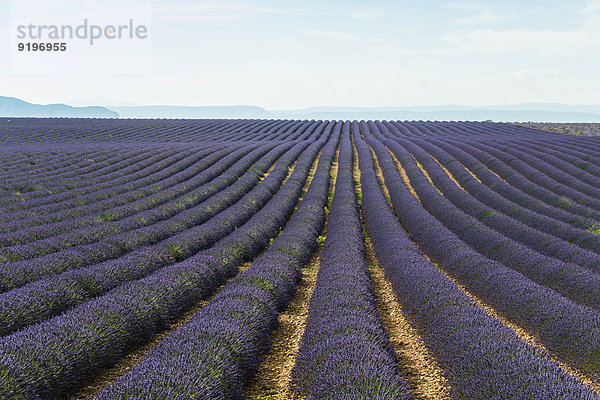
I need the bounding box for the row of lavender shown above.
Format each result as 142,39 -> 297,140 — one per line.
95,120 -> 600,398
0,121 -> 327,225
0,119 -> 328,209
0,123 -> 336,398
384,137 -> 600,310
290,123 -> 412,398
0,120 -> 325,225
0,146 -> 222,217
364,124 -> 600,379
1,122 -> 413,398
0,142 -> 286,290
0,147 -> 237,236
0,124 -> 329,286
97,121 -> 412,398
96,122 -> 342,399
0,140 -> 301,335
353,122 -> 597,398
0,118 -> 323,144
0,146 -> 168,200
0,119 -> 321,209
0,117 -> 569,145
0,123 -> 329,338
2,119 -> 600,398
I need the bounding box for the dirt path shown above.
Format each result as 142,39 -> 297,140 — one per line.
244,138 -> 339,399
353,133 -> 451,400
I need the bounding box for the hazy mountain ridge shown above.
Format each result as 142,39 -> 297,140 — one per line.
111,103 -> 600,122
110,105 -> 271,119
2,96 -> 600,121
0,97 -> 119,118
270,104 -> 600,122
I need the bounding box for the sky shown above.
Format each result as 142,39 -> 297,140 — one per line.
0,0 -> 598,109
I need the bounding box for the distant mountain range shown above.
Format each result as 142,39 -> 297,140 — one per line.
0,96 -> 118,118
2,96 -> 600,122
109,105 -> 271,119
269,104 -> 600,122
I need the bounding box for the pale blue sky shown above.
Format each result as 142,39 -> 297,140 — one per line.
0,0 -> 598,108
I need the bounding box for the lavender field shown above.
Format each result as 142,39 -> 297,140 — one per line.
1,118 -> 600,399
